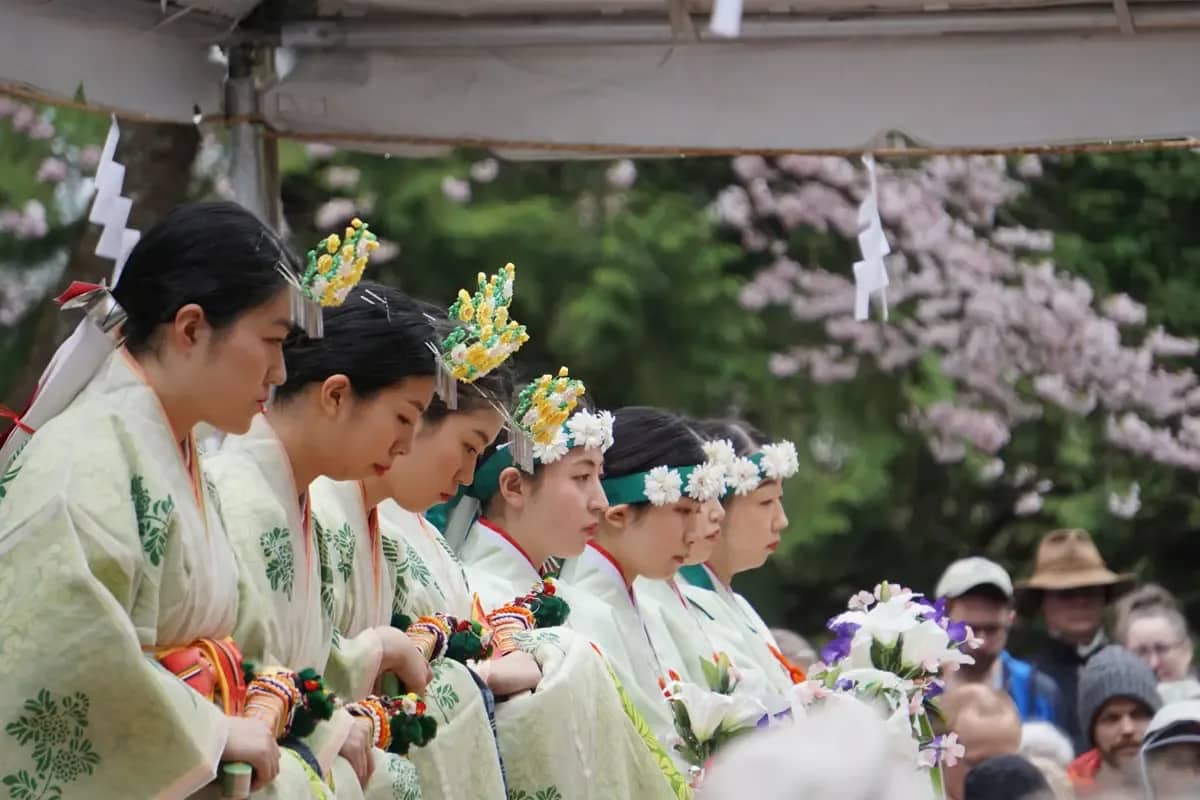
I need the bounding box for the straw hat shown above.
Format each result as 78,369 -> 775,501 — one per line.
1015,529 -> 1134,602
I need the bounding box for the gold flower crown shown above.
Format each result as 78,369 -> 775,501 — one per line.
284,217 -> 378,337
433,263 -> 529,408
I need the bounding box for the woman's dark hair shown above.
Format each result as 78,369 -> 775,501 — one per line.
274,281 -> 437,402
688,417 -> 770,457
421,312 -> 518,425
604,406 -> 705,479
113,201 -> 297,354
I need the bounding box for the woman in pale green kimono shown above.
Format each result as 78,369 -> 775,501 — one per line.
633,423 -> 795,719
397,371 -> 691,800
556,407 -> 726,755
0,202 -> 333,798
676,420 -> 806,701
207,281 -> 438,799
309,354 -> 519,800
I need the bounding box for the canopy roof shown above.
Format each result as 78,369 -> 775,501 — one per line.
2,0 -> 1198,152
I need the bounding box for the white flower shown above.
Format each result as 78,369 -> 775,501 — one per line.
400,695 -> 418,715
606,159 -> 637,190
644,466 -> 683,506
503,278 -> 514,301
834,594 -> 922,649
702,439 -> 738,470
666,681 -> 766,741
450,343 -> 467,365
685,461 -> 727,501
900,619 -> 973,673
533,428 -> 570,464
566,410 -> 614,452
759,441 -> 800,479
728,457 -> 762,496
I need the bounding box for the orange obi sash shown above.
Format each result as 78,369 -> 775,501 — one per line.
150,637 -> 248,715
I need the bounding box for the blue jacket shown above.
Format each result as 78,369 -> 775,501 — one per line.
1001,649 -> 1063,726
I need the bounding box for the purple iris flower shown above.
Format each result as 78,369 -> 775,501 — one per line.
924,681 -> 944,700
944,618 -> 969,644
835,678 -> 855,692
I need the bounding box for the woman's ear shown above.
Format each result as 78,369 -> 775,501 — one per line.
319,374 -> 352,417
604,503 -> 633,530
497,466 -> 528,510
169,303 -> 208,351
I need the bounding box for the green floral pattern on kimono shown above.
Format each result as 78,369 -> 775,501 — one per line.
508,788 -> 563,800
130,475 -> 175,567
405,542 -> 433,588
259,526 -> 295,600
429,661 -> 461,720
0,462 -> 20,508
3,690 -> 100,799
387,755 -> 421,800
333,523 -> 356,582
313,517 -> 337,622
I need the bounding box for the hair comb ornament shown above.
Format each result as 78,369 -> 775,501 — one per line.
280,217 -> 379,338
432,263 -> 529,410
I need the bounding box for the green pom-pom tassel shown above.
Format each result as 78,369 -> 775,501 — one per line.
392,612 -> 413,631
446,629 -> 486,663
418,715 -> 438,743
242,661 -> 257,685
532,594 -> 570,628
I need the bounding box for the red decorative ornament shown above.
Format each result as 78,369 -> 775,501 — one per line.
304,679 -> 320,692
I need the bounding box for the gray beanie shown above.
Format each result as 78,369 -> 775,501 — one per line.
1078,645 -> 1163,746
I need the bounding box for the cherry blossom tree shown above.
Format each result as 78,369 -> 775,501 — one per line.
720,154 -> 1200,521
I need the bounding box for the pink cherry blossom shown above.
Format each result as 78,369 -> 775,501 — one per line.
724,154 -> 1200,472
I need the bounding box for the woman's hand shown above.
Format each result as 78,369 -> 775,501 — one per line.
340,717 -> 376,787
223,716 -> 280,791
377,626 -> 433,693
484,651 -> 542,698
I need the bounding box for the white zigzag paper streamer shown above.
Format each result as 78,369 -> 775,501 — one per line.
853,153 -> 890,322
88,115 -> 141,284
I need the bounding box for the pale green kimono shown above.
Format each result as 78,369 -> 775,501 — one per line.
0,350 -> 319,799
636,576 -> 793,718
556,544 -> 682,753
678,564 -> 796,710
310,482 -> 507,800
408,512 -> 690,799
206,415 -> 419,800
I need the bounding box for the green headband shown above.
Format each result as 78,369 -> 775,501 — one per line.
601,461 -> 727,506
466,444 -> 515,504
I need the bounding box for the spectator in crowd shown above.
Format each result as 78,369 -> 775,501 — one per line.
1067,646 -> 1162,797
1141,700 -> 1200,800
1116,588 -> 1200,704
1114,583 -> 1178,636
1022,720 -> 1076,768
964,754 -> 1056,800
1017,529 -> 1135,752
769,628 -> 816,672
937,557 -> 1063,724
940,684 -> 1024,800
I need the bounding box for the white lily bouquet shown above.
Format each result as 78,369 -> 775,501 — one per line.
794,582 -> 978,799
660,652 -> 768,785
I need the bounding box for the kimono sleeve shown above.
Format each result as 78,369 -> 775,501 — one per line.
0,423 -> 229,799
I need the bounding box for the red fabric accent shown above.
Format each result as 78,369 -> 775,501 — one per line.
479,516 -> 539,572
152,637 -> 248,715
767,643 -> 807,684
0,405 -> 34,436
55,281 -> 103,306
1068,749 -> 1102,791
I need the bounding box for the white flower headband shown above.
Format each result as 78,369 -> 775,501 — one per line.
604,440 -> 731,507
702,438 -> 800,496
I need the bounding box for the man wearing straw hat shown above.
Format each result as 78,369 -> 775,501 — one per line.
1016,529 -> 1135,754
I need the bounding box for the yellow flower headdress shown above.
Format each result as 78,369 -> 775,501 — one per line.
433,263 -> 529,409
283,217 -> 378,337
